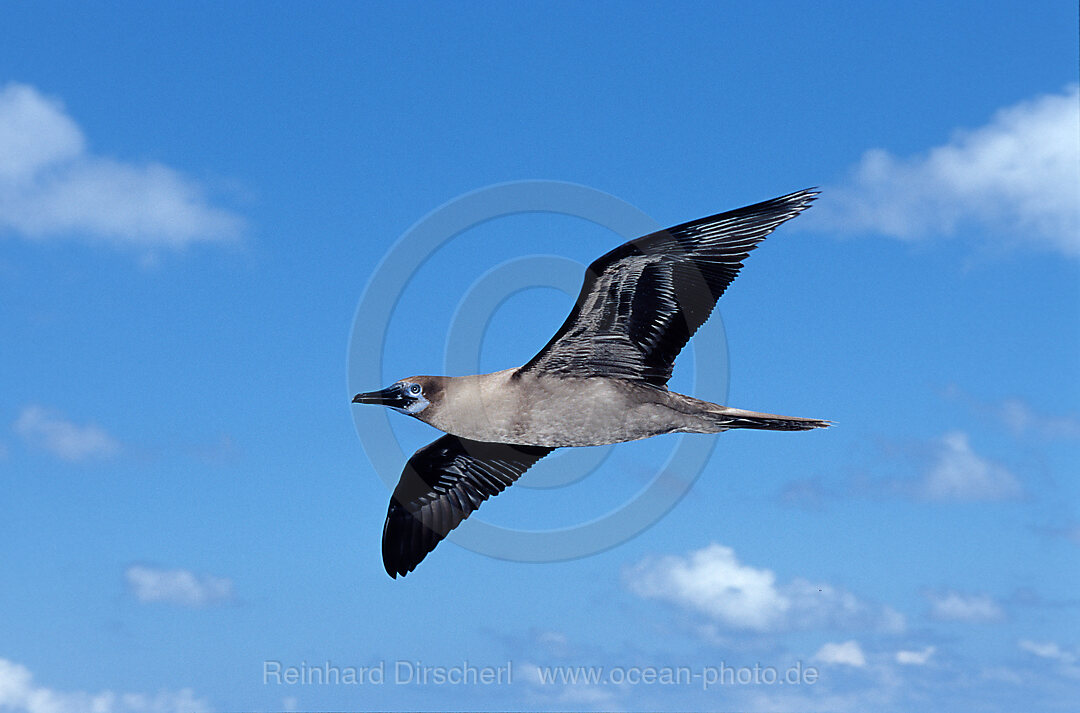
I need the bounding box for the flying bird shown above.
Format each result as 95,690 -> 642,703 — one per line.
354,188 -> 829,577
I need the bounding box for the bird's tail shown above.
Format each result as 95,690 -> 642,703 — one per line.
705,406 -> 831,432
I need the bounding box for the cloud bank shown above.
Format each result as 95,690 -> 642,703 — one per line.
0,82 -> 243,249
812,85 -> 1080,256
0,657 -> 208,713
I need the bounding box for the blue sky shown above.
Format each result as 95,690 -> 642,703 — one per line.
1,2 -> 1078,712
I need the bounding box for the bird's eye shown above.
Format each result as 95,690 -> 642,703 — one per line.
409,384 -> 421,395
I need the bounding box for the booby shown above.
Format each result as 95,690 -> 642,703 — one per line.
354,188 -> 829,577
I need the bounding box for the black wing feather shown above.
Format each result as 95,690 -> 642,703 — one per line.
382,435 -> 553,578
518,189 -> 818,387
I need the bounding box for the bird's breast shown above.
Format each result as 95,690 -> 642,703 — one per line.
432,372 -> 682,447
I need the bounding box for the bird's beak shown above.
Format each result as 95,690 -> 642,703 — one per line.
352,384 -> 408,408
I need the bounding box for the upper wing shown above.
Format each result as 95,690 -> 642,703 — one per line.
382,434 -> 553,578
517,189 -> 818,387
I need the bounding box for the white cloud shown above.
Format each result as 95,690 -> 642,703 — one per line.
920,432 -> 1022,502
125,565 -> 234,608
1018,640 -> 1076,664
0,82 -> 242,249
1018,640 -> 1080,679
927,591 -> 1004,622
780,431 -> 1023,506
785,578 -> 906,633
0,657 -> 208,713
813,640 -> 866,668
627,543 -> 788,631
536,630 -> 569,646
993,398 -> 1080,440
626,543 -> 903,633
13,405 -> 120,462
0,85 -> 83,179
812,85 -> 1080,256
942,385 -> 1080,441
517,661 -> 619,710
895,646 -> 936,665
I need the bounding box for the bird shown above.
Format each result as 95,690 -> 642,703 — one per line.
354,188 -> 829,578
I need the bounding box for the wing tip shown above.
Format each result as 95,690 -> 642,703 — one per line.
382,500 -> 424,579
382,539 -> 422,579
775,187 -> 820,210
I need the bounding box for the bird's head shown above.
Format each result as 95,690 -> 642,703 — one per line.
352,375 -> 443,418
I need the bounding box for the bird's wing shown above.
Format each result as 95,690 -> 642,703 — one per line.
517,189 -> 818,387
382,434 -> 553,578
